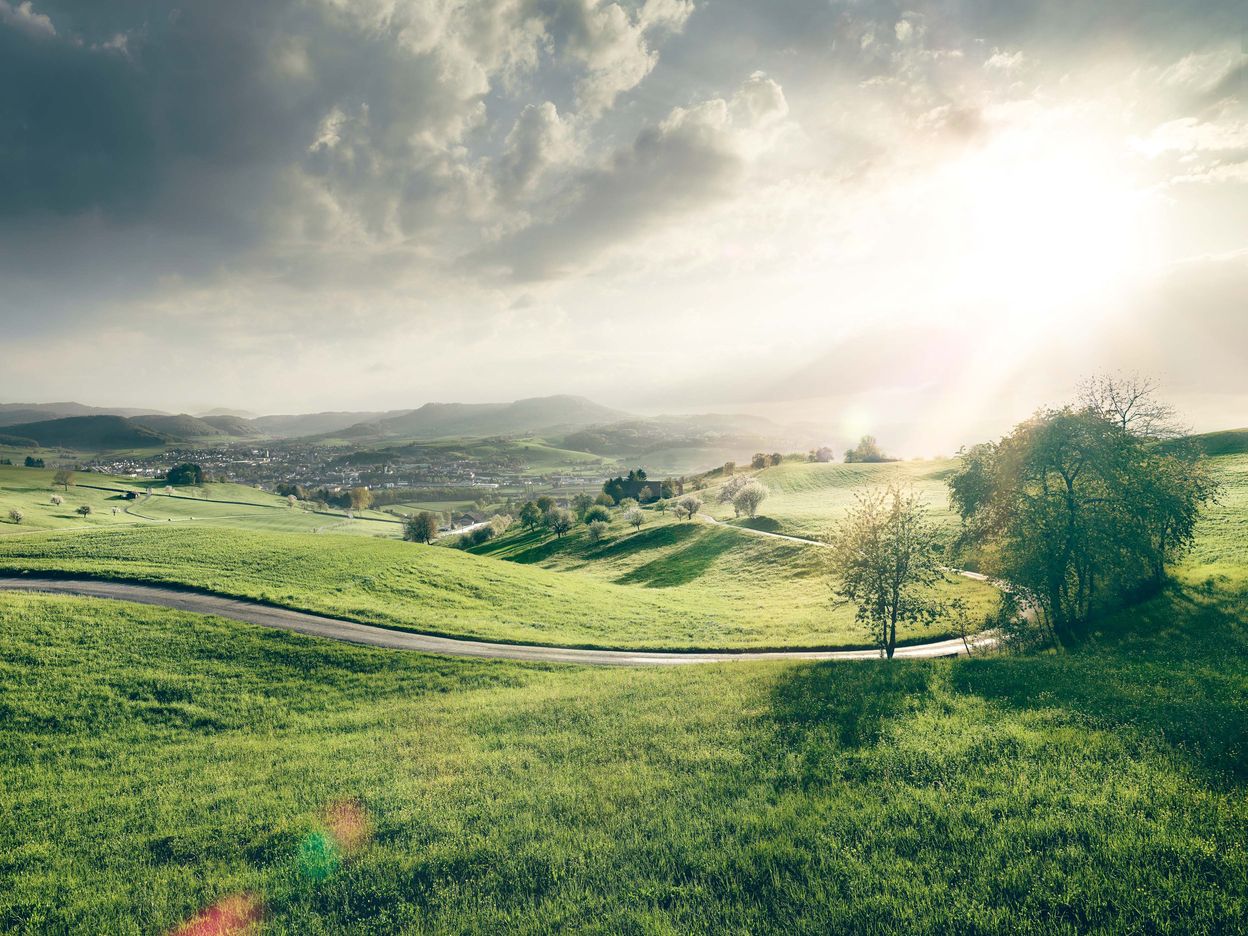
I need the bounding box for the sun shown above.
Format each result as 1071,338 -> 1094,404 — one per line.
943,129 -> 1158,330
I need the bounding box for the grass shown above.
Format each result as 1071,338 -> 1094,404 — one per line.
1,585 -> 1245,934
702,459 -> 965,541
0,522 -> 996,650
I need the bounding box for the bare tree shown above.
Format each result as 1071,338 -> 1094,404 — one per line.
1077,373 -> 1185,440
829,484 -> 944,658
625,508 -> 645,531
53,469 -> 74,491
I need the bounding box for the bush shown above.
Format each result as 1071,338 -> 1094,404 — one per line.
586,520 -> 609,543
76,505 -> 92,517
583,504 -> 611,524
7,508 -> 23,524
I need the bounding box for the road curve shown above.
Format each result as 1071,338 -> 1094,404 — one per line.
0,577 -> 994,666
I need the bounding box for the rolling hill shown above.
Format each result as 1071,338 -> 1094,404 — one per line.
0,402 -> 166,428
0,415 -> 171,450
342,395 -> 632,441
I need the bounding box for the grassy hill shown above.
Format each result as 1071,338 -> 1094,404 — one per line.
343,395 -> 632,442
0,521 -> 995,650
0,415 -> 171,450
1,577 -> 1244,933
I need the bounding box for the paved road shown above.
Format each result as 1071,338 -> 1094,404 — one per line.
0,577 -> 995,665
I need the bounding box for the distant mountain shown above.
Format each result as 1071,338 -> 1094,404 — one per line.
131,414 -> 229,438
357,395 -> 632,440
1,415 -> 171,449
200,414 -> 260,436
559,413 -> 822,464
0,401 -> 166,427
250,411 -> 406,439
197,407 -> 257,419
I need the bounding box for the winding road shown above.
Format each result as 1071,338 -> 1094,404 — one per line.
0,576 -> 996,665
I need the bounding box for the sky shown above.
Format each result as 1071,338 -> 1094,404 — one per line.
1,0 -> 1245,453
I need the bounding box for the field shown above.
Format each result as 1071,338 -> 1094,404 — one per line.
703,459 -> 964,541
0,521 -> 997,650
2,451 -> 1246,933
1,583 -> 1245,934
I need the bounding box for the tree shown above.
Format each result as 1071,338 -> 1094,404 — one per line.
349,487 -> 373,511
655,498 -> 669,514
829,484 -> 944,658
844,436 -> 888,463
545,507 -> 574,538
76,504 -> 92,518
536,495 -> 556,515
165,463 -> 203,486
583,504 -> 611,524
812,446 -> 835,463
718,475 -> 752,513
732,480 -> 769,519
586,520 -> 609,543
572,493 -> 594,518
723,462 -> 736,476
770,453 -> 783,466
53,469 -> 74,491
751,453 -> 769,469
617,497 -> 638,512
1077,373 -> 1183,440
403,511 -> 440,544
7,508 -> 22,524
948,405 -> 1217,646
24,456 -> 45,468
673,494 -> 703,521
489,513 -> 513,537
50,494 -> 63,506
594,492 -> 615,508
625,508 -> 645,531
638,485 -> 655,503
287,494 -> 298,508
519,501 -> 542,530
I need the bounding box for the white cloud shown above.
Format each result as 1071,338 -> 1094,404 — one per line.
0,0 -> 55,38
497,102 -> 579,199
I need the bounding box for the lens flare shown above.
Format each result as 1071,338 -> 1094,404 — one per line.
169,893 -> 262,936
324,798 -> 371,854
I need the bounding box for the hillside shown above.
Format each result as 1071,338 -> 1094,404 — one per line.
249,410 -> 406,438
129,413 -> 229,438
0,401 -> 166,427
0,415 -> 171,450
351,395 -> 632,441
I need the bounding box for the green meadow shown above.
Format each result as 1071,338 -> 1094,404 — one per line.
1,452 -> 1246,933
1,582 -> 1245,934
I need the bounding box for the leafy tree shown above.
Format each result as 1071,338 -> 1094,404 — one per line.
545,507 -> 574,538
751,453 -> 769,469
625,508 -> 645,531
829,484 -> 944,658
50,494 -> 63,506
594,492 -> 615,508
287,494 -> 298,508
165,464 -> 203,485
489,513 -> 513,537
638,485 -> 655,503
53,469 -> 75,491
7,508 -> 22,524
583,504 -> 611,524
844,436 -> 889,463
811,446 -> 835,463
948,406 -> 1217,646
655,498 -> 669,514
732,480 -> 769,519
718,475 -> 751,512
673,495 -> 703,521
535,495 -> 556,515
617,497 -> 638,512
403,511 -> 440,544
519,501 -> 542,530
586,520 -> 609,543
770,452 -> 783,466
348,487 -> 373,511
24,456 -> 44,468
76,504 -> 92,518
572,493 -> 594,518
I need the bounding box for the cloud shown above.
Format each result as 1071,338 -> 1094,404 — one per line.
0,0 -> 54,38
497,101 -> 579,199
476,72 -> 789,280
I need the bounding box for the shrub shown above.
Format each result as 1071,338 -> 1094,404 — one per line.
586,520 -> 609,543
7,508 -> 23,524
583,504 -> 611,524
